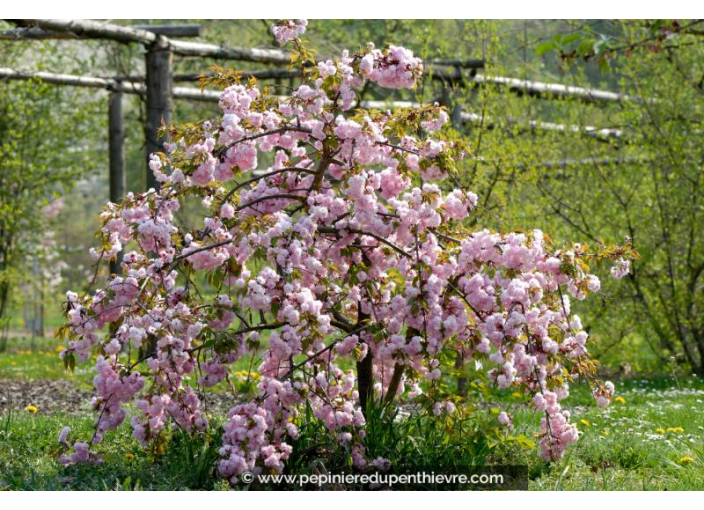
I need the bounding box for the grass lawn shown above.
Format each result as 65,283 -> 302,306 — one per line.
2,335 -> 704,490
509,377 -> 704,490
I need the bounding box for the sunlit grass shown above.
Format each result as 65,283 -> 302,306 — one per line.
2,335 -> 704,489
0,336 -> 93,383
0,410 -> 229,490
505,376 -> 704,490
0,335 -> 258,392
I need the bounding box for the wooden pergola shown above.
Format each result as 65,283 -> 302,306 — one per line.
1,19 -> 633,214
0,19 -> 646,337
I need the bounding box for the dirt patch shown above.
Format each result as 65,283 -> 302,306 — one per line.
0,378 -> 243,416
0,378 -> 93,415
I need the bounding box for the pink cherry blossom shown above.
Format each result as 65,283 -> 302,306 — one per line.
271,19 -> 308,45
60,19 -> 630,478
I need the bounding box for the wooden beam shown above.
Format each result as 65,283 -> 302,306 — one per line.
169,92 -> 624,141
7,19 -> 160,45
6,20 -> 484,73
0,67 -> 625,142
0,66 -> 216,100
132,25 -> 201,38
0,67 -> 152,96
5,19 -> 297,65
459,111 -> 623,141
0,67 -> 116,89
113,68 -> 302,83
338,100 -> 623,141
164,61 -> 634,104
0,24 -> 201,40
124,64 -> 474,84
145,42 -> 173,190
173,68 -> 301,82
108,91 -> 126,275
530,156 -> 647,169
172,86 -> 220,102
470,74 -> 638,104
4,19 -> 635,104
168,40 -> 291,64
168,68 -> 640,103
429,58 -> 485,69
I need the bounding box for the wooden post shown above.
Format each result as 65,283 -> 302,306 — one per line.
145,39 -> 172,190
109,91 -> 126,202
108,90 -> 126,275
441,84 -> 464,130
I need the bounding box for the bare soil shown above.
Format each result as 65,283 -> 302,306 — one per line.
0,378 -> 243,416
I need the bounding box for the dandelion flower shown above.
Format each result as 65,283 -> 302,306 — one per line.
24,405 -> 38,413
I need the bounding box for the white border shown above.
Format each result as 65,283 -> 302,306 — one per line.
1,2 -> 701,19
0,8 -> 698,503
0,490 -> 694,504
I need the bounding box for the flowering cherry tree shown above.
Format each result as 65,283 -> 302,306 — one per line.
59,20 -> 634,479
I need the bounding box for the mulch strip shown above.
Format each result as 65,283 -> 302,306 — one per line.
0,378 -> 242,416
0,378 -> 92,415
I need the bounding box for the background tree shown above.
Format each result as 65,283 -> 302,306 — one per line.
0,41 -> 101,349
512,20 -> 704,374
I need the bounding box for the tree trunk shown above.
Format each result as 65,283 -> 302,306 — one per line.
383,363 -> 405,406
356,305 -> 373,417
0,280 -> 9,352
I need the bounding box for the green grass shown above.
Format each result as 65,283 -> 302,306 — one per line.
0,411 -> 231,490
2,336 -> 704,490
0,335 -> 258,392
0,336 -> 93,383
505,377 -> 704,490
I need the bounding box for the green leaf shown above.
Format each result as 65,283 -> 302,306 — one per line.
536,41 -> 556,57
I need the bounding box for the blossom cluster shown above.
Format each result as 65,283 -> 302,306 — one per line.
60,20 -> 631,479
271,19 -> 308,45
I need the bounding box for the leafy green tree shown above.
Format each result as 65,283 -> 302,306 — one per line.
511,20 -> 704,374
0,60 -> 101,348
